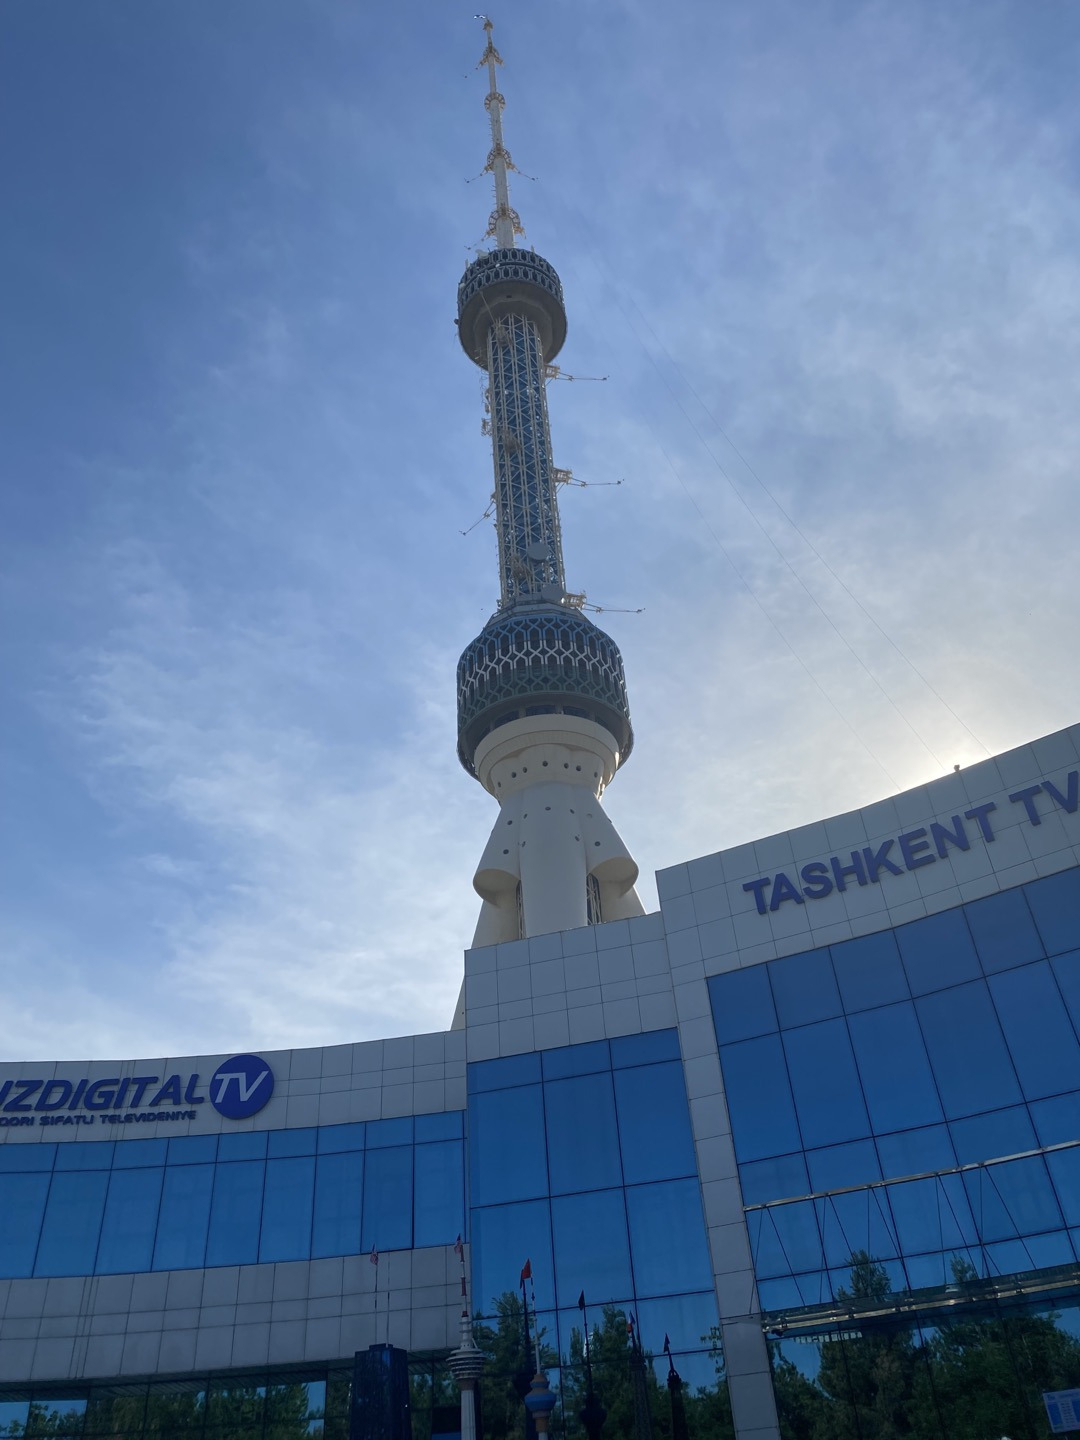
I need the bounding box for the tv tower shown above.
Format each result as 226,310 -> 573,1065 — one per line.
456,18 -> 644,946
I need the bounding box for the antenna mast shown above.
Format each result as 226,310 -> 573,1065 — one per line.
478,17 -> 524,247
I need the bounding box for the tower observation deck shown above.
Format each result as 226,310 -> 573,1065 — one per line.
456,20 -> 643,946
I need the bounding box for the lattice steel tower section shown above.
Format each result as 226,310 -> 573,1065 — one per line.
456,19 -> 644,946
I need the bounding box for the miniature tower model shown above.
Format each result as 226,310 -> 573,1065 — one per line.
456,20 -> 644,945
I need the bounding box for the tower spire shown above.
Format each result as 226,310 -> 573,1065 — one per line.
477,17 -> 524,247
455,23 -> 644,946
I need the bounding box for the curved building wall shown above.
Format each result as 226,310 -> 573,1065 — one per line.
1,723 -> 1078,1440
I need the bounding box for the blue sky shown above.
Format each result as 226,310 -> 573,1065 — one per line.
2,0 -> 1079,1061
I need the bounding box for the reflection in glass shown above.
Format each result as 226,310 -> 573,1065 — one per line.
719,1034 -> 801,1161
768,947 -> 841,1027
311,1149 -> 362,1260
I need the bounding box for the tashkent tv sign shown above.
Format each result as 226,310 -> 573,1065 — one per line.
743,769 -> 1078,916
0,1053 -> 274,1129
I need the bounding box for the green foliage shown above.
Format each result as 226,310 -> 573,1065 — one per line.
767,1252 -> 1080,1440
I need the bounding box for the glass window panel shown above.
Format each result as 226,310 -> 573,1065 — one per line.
55,1142 -> 114,1170
167,1134 -> 217,1164
966,887 -> 1045,973
361,1146 -> 412,1251
541,1041 -> 610,1081
317,1123 -> 366,1155
217,1131 -> 267,1161
414,1140 -> 464,1248
974,1155 -> 1064,1239
826,1257 -> 905,1302
259,1155 -> 315,1263
747,1202 -> 822,1279
86,1388 -> 152,1435
26,1399 -> 87,1435
830,930 -> 909,1012
989,961 -> 1080,1101
783,1019 -> 870,1148
902,1251 -> 952,1289
268,1128 -> 317,1158
312,1149 -> 363,1259
414,1111 -> 463,1142
718,1035 -> 801,1162
817,1189 -> 898,1270
35,1169 -> 109,1276
0,1144 -> 55,1173
140,1385 -> 208,1437
366,1118 -> 413,1149
207,1381 -> 265,1428
153,1163 -> 213,1269
469,1085 -> 548,1205
112,1139 -> 167,1168
768,949 -> 841,1027
609,1028 -> 680,1066
614,1062 -> 696,1184
551,1190 -> 632,1304
848,1002 -> 944,1132
467,1053 -> 541,1093
950,1107 -> 1036,1165
707,968 -> 777,1044
626,1180 -> 712,1296
875,1124 -> 956,1181
806,1140 -> 881,1193
897,909 -> 981,994
738,1153 -> 810,1206
0,1172 -> 50,1276
97,1166 -> 164,1273
543,1072 -> 622,1195
916,982 -> 1022,1118
633,1292 -> 719,1355
1052,950 -> 1080,1035
470,1199 -> 553,1318
886,1174 -> 977,1254
0,1401 -> 30,1437
1026,867 -> 1080,957
1000,1229 -> 1074,1270
756,1275 -> 808,1311
1030,1093 -> 1080,1148
205,1159 -> 265,1267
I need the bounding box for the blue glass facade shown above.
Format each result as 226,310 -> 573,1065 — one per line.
708,866 -> 1080,1313
467,1030 -> 720,1381
0,1115 -> 465,1279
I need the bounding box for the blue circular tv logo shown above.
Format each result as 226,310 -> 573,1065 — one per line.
209,1054 -> 274,1120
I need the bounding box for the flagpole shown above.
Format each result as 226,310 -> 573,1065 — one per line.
576,1292 -> 606,1440
663,1334 -> 689,1440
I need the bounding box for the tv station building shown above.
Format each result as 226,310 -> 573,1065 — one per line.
3,24 -> 1079,1440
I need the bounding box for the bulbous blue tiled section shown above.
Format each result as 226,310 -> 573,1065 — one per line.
457,247 -> 567,366
456,608 -> 633,774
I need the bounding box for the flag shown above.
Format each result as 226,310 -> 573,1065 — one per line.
663,1333 -> 671,1355
454,1235 -> 464,1258
369,1246 -> 379,1267
520,1258 -> 532,1286
577,1290 -> 586,1311
627,1315 -> 635,1337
